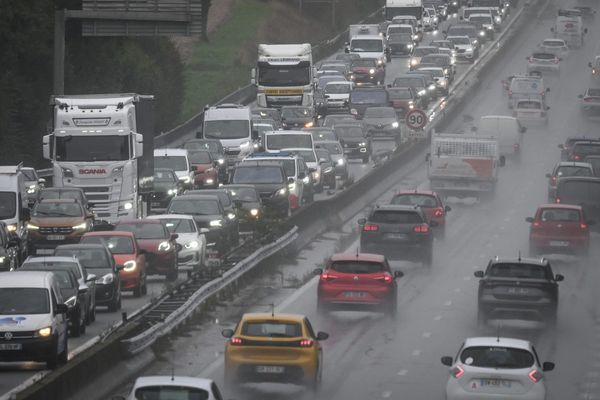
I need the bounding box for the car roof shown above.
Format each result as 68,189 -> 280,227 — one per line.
0,271 -> 56,288
116,218 -> 162,225
38,198 -> 80,204
330,252 -> 386,263
154,148 -> 188,156
240,313 -> 306,323
491,256 -> 549,266
372,204 -> 419,212
395,190 -> 437,196
222,184 -> 258,190
463,337 -> 532,350
133,376 -> 213,390
25,256 -> 79,264
537,203 -> 583,211
351,34 -> 383,40
556,161 -> 593,168
147,214 -> 196,220
83,230 -> 135,238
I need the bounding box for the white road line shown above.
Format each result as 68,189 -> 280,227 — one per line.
397,369 -> 408,376
412,349 -> 421,357
423,332 -> 432,338
444,300 -> 452,306
434,315 -> 442,321
381,391 -> 392,398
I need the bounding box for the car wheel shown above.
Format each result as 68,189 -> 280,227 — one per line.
310,364 -> 322,393
46,342 -> 60,369
108,292 -> 121,312
385,299 -> 397,318
141,274 -> 148,295
133,277 -> 144,298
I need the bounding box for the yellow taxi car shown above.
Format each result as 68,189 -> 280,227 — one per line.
221,312 -> 329,390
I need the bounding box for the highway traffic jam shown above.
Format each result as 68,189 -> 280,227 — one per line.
1,0 -> 600,398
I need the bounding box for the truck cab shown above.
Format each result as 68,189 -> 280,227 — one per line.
0,164 -> 29,263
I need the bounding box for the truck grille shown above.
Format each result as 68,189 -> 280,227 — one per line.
82,186 -> 110,193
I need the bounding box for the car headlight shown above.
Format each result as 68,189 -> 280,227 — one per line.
413,34 -> 419,40
440,80 -> 447,87
288,182 -> 296,191
409,102 -> 415,109
392,121 -> 399,128
227,212 -> 236,220
167,188 -> 178,196
210,219 -> 223,227
250,208 -> 259,217
27,185 -> 37,194
179,176 -> 192,184
277,188 -> 287,196
65,295 -> 77,307
410,58 -> 418,66
184,240 -> 199,249
96,273 -> 114,285
157,241 -> 171,252
369,68 -> 376,74
359,142 -> 367,147
428,84 -> 436,91
123,260 -> 137,271
452,1 -> 457,5
472,39 -> 478,45
495,16 -> 502,23
350,108 -> 358,115
37,327 -> 52,337
377,59 -> 383,65
418,89 -> 427,96
304,121 -> 314,128
239,141 -> 251,148
407,43 -> 414,49
123,202 -> 133,210
27,223 -> 39,230
6,224 -> 16,233
0,256 -> 5,264
444,68 -> 449,75
312,171 -> 320,180
337,158 -> 345,166
324,167 -> 333,173
487,25 -> 493,30
72,222 -> 88,231
302,175 -> 310,184
217,158 -> 224,165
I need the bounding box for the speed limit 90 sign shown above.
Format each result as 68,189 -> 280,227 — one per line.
405,109 -> 427,130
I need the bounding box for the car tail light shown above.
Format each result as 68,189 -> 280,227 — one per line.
550,176 -> 557,184
300,339 -> 314,348
320,272 -> 338,282
580,222 -> 588,230
508,90 -> 513,96
375,274 -> 394,283
363,223 -> 379,231
528,369 -> 543,383
553,58 -> 559,64
414,224 -> 430,233
451,365 -> 465,379
434,208 -> 444,217
573,154 -> 581,161
593,67 -> 597,75
555,197 -> 561,204
532,221 -> 542,229
230,337 -> 244,345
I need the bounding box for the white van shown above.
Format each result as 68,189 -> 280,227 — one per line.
346,35 -> 388,65
476,115 -> 526,159
154,148 -> 194,189
0,164 -> 29,245
264,131 -> 314,153
0,271 -> 69,368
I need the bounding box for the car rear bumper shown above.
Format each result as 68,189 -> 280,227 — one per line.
446,380 -> 546,400
226,356 -> 317,385
529,235 -> 588,253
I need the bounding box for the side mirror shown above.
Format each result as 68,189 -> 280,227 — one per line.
526,217 -> 535,223
316,331 -> 329,341
357,218 -> 367,225
55,303 -> 68,315
313,268 -> 323,275
474,270 -> 484,278
441,356 -> 453,366
170,233 -> 179,241
86,274 -> 97,282
394,270 -> 404,278
589,62 -> 593,68
445,205 -> 451,212
555,274 -> 564,282
221,328 -> 234,338
344,47 -> 350,54
116,264 -> 125,271
543,361 -> 555,372
251,129 -> 259,140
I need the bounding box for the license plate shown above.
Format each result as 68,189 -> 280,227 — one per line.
46,235 -> 65,241
344,291 -> 367,298
0,343 -> 22,350
549,240 -> 569,247
507,287 -> 529,294
36,249 -> 54,255
256,365 -> 285,374
385,233 -> 407,239
151,202 -> 162,207
480,379 -> 511,388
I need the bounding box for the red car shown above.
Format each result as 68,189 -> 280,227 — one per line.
526,204 -> 592,256
315,253 -> 403,316
390,190 -> 450,237
188,150 -> 219,188
81,231 -> 148,297
114,219 -> 179,281
349,58 -> 385,85
386,87 -> 420,119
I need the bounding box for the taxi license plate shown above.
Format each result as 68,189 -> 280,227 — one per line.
0,343 -> 22,350
256,366 -> 284,374
480,379 -> 511,388
47,235 -> 65,241
344,291 -> 367,298
549,240 -> 569,247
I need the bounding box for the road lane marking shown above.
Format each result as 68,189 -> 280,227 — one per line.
412,349 -> 421,357
434,315 -> 442,321
423,332 -> 432,338
397,369 -> 408,376
382,391 -> 392,398
444,300 -> 452,306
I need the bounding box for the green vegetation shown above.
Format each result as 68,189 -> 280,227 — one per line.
182,0 -> 271,121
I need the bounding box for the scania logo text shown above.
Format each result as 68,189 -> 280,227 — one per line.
79,168 -> 106,175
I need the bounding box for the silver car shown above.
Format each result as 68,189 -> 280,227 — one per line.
538,38 -> 569,57
578,87 -> 600,115
526,52 -> 561,74
442,337 -> 555,400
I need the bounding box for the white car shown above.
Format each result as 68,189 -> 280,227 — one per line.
147,214 -> 208,271
324,81 -> 353,111
422,8 -> 439,31
116,376 -> 223,400
526,52 -> 561,74
538,38 -> 569,57
447,36 -> 478,63
442,337 -> 555,400
514,97 -> 550,126
417,67 -> 449,95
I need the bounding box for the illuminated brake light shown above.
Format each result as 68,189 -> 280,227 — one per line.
320,272 -> 337,282
414,224 -> 430,233
434,208 -> 444,217
532,221 -> 541,228
300,339 -> 314,347
593,68 -> 598,75
375,274 -> 394,283
553,58 -> 559,64
230,337 -> 243,345
555,197 -> 561,204
451,365 -> 465,379
363,223 -> 379,232
528,369 -> 543,383
580,223 -> 588,230
573,154 -> 581,160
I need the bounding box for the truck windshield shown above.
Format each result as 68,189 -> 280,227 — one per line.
204,120 -> 250,140
257,62 -> 311,87
350,39 -> 384,52
55,135 -> 129,162
233,167 -> 284,184
0,192 -> 16,220
386,7 -> 423,20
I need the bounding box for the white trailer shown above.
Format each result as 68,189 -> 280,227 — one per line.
385,0 -> 425,21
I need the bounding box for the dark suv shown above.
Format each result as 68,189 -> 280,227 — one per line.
358,205 -> 435,266
555,177 -> 600,231
567,140 -> 600,161
474,257 -> 563,327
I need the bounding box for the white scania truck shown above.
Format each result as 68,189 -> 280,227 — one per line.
252,44 -> 315,108
42,94 -> 155,224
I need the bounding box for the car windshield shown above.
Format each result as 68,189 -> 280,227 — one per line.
33,202 -> 82,217
538,208 -> 581,222
470,16 -> 491,23
81,236 -> 134,254
350,39 -> 383,52
316,150 -> 331,162
351,59 -> 377,68
392,194 -> 438,207
388,88 -> 413,100
516,101 -> 542,109
364,108 -> 396,118
23,261 -> 81,279
242,321 -> 302,337
160,218 -> 196,234
413,47 -> 438,56
460,346 -> 535,369
39,190 -> 84,203
54,248 -> 110,269
350,90 -> 388,104
555,166 -> 593,177
389,33 -> 412,41
0,192 -> 16,219
188,151 -> 212,164
370,210 -> 423,223
331,260 -> 385,274
489,263 -> 550,279
448,27 -> 475,36
133,386 -> 209,400
325,83 -> 351,94
532,53 -> 555,60
184,141 -> 220,153
0,288 -> 49,315
323,117 -> 356,127
55,135 -> 129,162
587,89 -> 600,97
281,107 -> 312,118
228,187 -> 259,202
318,76 -> 344,88
233,167 -> 284,184
114,223 -> 167,239
266,134 -> 312,150
294,150 -> 316,163
199,191 -> 231,207
394,77 -> 424,88
543,40 -> 564,47
573,143 -> 600,156
388,26 -> 412,35
421,68 -> 444,77
334,126 -> 364,138
20,268 -> 74,289
154,155 -> 188,171
154,170 -> 177,182
511,79 -> 542,93
204,120 -> 250,140
168,199 -> 221,215
318,142 -> 343,154
422,55 -> 448,65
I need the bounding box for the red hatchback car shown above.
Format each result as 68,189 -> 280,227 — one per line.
114,219 -> 179,281
390,190 -> 451,237
526,204 -> 592,256
315,253 -> 403,316
188,150 -> 219,188
80,231 -> 148,297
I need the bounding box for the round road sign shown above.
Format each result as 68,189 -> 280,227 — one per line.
405,109 -> 428,130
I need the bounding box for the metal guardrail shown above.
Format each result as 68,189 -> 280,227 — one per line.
120,226 -> 299,356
